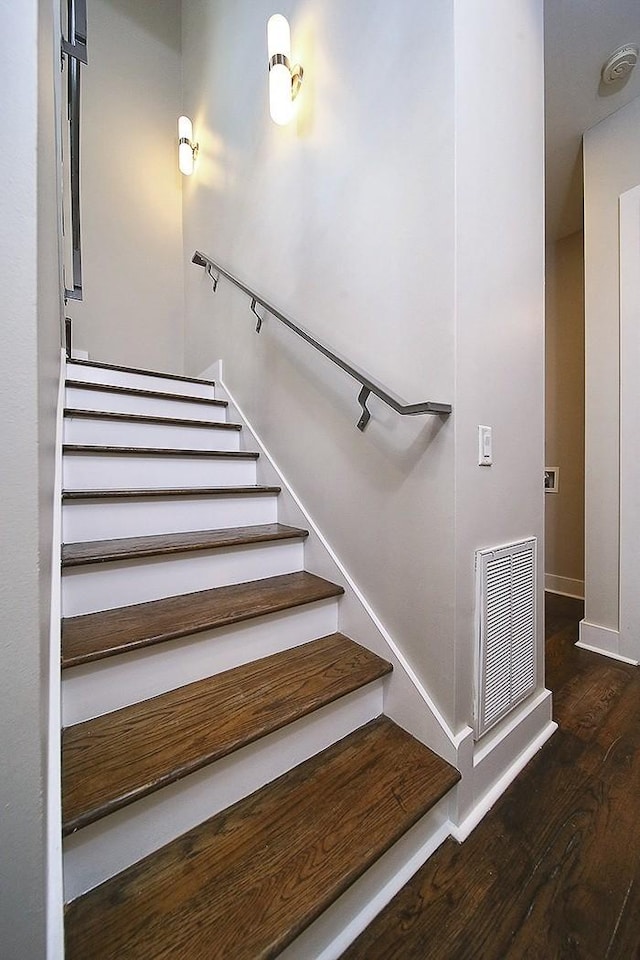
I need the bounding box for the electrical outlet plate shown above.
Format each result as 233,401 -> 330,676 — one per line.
544,467 -> 559,493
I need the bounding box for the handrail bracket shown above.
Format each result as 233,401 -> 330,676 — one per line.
251,299 -> 264,333
357,387 -> 372,431
206,264 -> 219,293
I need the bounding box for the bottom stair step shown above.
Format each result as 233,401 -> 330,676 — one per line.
64,716 -> 460,960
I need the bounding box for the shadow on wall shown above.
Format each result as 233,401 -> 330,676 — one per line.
554,143 -> 584,239
101,0 -> 181,52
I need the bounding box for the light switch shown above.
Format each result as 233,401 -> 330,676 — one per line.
478,425 -> 492,466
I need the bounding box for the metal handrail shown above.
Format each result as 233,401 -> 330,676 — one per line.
192,251 -> 452,431
62,0 -> 88,301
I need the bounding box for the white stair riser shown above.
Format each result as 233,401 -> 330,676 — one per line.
64,416 -> 241,452
62,599 -> 340,723
62,453 -> 256,490
62,682 -> 385,900
62,493 -> 279,542
66,363 -> 216,399
65,386 -> 227,422
61,540 -> 305,616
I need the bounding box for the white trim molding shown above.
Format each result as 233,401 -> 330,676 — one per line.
450,689 -> 556,840
544,575 -> 584,599
578,619 -> 638,665
619,184 -> 640,666
47,349 -> 67,959
577,619 -> 639,665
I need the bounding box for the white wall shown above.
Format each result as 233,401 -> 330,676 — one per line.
583,94 -> 640,634
182,0 -> 459,723
181,0 -> 545,735
0,0 -> 62,955
452,0 -> 545,728
545,231 -> 585,598
67,0 -> 185,373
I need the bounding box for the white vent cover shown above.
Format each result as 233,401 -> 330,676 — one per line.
474,538 -> 537,739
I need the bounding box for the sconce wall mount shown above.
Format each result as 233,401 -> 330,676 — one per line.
268,53 -> 304,98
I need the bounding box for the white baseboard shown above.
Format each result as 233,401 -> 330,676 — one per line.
452,719 -> 557,842
544,574 -> 584,599
577,620 -> 638,665
450,689 -> 556,840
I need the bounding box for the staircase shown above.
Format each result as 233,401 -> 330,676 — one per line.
60,357 -> 460,959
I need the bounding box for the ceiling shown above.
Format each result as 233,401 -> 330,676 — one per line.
545,0 -> 640,240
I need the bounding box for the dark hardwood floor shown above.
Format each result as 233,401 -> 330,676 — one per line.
342,592 -> 640,960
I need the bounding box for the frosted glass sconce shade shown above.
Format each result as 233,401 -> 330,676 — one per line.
178,115 -> 198,175
267,14 -> 303,125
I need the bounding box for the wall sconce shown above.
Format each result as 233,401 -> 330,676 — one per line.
178,115 -> 198,175
267,14 -> 303,125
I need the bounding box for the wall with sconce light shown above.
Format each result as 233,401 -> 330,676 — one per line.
65,0 -> 185,373
181,0 -> 545,736
60,0 -> 544,748
181,0 -> 459,718
39,0 -> 544,793
181,0 -> 455,401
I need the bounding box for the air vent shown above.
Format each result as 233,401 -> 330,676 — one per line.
474,538 -> 537,739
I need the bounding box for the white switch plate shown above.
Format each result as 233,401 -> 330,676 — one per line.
478,425 -> 492,466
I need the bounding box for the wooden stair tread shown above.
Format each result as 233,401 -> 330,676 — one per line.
62,523 -> 308,567
62,634 -> 393,834
62,485 -> 281,501
64,716 -> 460,960
61,571 -> 344,668
67,358 -> 215,386
65,379 -> 227,406
64,408 -> 242,430
62,444 -> 258,458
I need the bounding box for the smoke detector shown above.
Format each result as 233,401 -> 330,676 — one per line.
602,44 -> 639,85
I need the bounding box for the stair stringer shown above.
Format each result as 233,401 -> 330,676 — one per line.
198,362 -> 463,958
207,360 -> 461,767
208,368 -> 559,849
